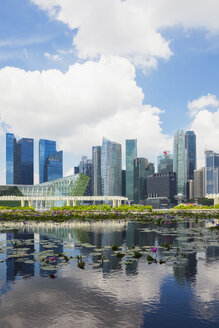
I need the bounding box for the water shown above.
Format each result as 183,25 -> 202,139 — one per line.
0,219 -> 219,328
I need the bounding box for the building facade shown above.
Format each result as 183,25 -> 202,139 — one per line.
92,146 -> 102,196
147,172 -> 177,203
78,156 -> 93,196
101,137 -> 122,196
173,129 -> 186,195
6,133 -> 34,185
205,150 -> 219,194
185,131 -> 196,180
194,167 -> 205,199
125,139 -> 137,200
157,151 -> 173,174
134,158 -> 148,204
39,139 -> 63,183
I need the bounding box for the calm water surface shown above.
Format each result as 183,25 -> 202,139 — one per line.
0,219 -> 219,328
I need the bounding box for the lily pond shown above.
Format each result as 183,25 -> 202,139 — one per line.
0,217 -> 219,328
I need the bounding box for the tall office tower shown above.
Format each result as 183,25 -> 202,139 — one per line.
122,170 -> 126,197
6,133 -> 34,185
126,139 -> 137,200
92,146 -> 102,196
185,131 -> 196,180
45,151 -> 63,182
78,156 -> 93,196
157,151 -> 173,173
194,167 -> 205,200
148,162 -> 155,175
133,158 -> 148,204
173,129 -> 186,195
39,139 -> 63,183
74,166 -> 79,174
101,137 -> 122,196
205,150 -> 219,194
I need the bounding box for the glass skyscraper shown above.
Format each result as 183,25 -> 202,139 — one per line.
134,158 -> 148,204
173,129 -> 186,195
6,133 -> 34,185
205,150 -> 219,194
92,146 -> 102,196
157,151 -> 173,174
126,139 -> 137,200
78,156 -> 93,196
185,131 -> 196,180
101,137 -> 122,196
39,139 -> 63,183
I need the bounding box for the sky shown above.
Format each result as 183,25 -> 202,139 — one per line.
0,0 -> 219,184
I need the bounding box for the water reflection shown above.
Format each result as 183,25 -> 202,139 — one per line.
0,220 -> 218,328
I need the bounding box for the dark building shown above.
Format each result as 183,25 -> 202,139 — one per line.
185,131 -> 196,180
147,172 -> 177,203
92,146 -> 102,196
39,139 -> 63,183
134,158 -> 148,204
6,133 -> 34,185
74,166 -> 80,174
122,169 -> 126,197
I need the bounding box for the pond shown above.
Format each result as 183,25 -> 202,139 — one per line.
0,218 -> 219,328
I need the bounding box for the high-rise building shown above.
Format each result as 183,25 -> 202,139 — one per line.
6,133 -> 34,185
205,150 -> 219,194
173,129 -> 186,195
92,146 -> 102,196
185,131 -> 196,180
101,137 -> 122,196
46,151 -> 63,182
125,139 -> 137,200
134,158 -> 148,204
39,139 -> 63,183
78,156 -> 93,196
148,162 -> 155,175
122,170 -> 126,197
157,151 -> 173,173
194,167 -> 205,199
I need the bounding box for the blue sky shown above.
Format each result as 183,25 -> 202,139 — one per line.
0,0 -> 219,183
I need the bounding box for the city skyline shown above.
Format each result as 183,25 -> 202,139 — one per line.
0,1 -> 219,184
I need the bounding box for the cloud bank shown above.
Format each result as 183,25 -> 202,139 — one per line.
31,0 -> 219,70
0,56 -> 171,164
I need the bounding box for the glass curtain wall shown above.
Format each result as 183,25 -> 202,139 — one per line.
126,139 -> 137,201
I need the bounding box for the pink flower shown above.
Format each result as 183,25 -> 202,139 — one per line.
151,247 -> 158,253
49,256 -> 56,261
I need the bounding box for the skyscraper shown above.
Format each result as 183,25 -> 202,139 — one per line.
134,157 -> 148,204
39,139 -> 63,183
173,129 -> 186,195
101,137 -> 122,196
6,133 -> 34,185
205,150 -> 219,194
185,131 -> 196,180
157,151 -> 173,173
78,156 -> 93,196
126,139 -> 137,200
92,146 -> 102,196
194,167 -> 205,199
46,151 -> 63,182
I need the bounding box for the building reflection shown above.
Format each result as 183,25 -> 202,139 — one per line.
6,230 -> 34,282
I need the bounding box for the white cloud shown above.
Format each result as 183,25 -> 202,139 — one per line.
44,52 -> 62,61
188,94 -> 219,167
188,93 -> 219,116
31,0 -> 219,70
0,56 -> 171,170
